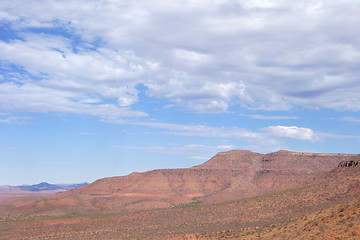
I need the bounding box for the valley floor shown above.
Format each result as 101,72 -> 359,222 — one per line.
1,189 -> 359,239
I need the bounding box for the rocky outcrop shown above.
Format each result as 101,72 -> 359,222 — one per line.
195,149 -> 354,175
338,155 -> 360,167
192,150 -> 355,202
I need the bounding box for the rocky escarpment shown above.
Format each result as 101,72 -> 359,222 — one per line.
338,155 -> 360,167
1,150 -> 356,216
194,150 -> 354,172
63,150 -> 355,208
191,150 -> 355,202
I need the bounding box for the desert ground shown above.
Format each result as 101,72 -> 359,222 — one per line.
0,151 -> 359,239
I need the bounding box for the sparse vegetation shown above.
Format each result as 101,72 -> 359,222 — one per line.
1,153 -> 359,239
172,201 -> 202,208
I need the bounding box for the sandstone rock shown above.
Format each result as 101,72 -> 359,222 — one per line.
338,155 -> 360,167
2,150 -> 356,215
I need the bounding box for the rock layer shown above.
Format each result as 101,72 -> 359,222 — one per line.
1,150 -> 356,216
338,154 -> 360,167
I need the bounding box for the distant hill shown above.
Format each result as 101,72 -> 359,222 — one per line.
0,182 -> 88,202
17,182 -> 88,192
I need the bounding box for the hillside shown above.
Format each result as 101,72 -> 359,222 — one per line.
0,154 -> 359,239
0,150 -> 355,217
0,182 -> 88,202
17,182 -> 88,192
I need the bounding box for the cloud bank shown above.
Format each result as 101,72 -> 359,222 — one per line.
0,0 -> 360,116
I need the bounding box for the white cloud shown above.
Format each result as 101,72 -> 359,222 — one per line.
0,34 -> 147,118
216,145 -> 235,150
146,81 -> 246,112
238,113 -> 298,120
130,121 -> 262,141
107,119 -> 321,146
340,117 -> 360,123
174,49 -> 213,65
262,126 -> 314,141
0,115 -> 32,124
0,0 -> 360,116
0,82 -> 147,119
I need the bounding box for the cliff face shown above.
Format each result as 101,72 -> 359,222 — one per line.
195,150 -> 353,172
190,150 -> 355,202
338,155 -> 360,168
2,150 -> 356,215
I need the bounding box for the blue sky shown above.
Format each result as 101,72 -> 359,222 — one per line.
0,0 -> 359,185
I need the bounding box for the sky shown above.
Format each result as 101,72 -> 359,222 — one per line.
0,0 -> 359,185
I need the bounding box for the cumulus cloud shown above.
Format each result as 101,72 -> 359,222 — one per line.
107,119 -> 319,145
262,126 -> 315,141
0,0 -> 360,116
